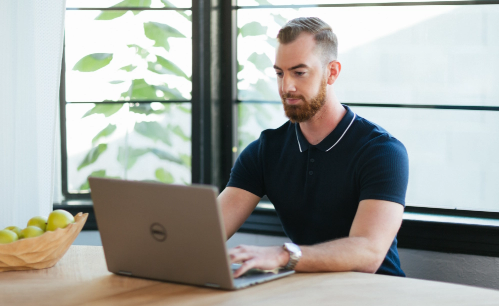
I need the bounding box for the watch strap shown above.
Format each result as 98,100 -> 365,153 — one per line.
283,242 -> 302,270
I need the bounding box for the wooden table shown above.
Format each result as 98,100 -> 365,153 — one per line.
1,246 -> 499,305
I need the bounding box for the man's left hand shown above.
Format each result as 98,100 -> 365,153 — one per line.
228,245 -> 290,278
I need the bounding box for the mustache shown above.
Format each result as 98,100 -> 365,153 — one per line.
281,93 -> 305,100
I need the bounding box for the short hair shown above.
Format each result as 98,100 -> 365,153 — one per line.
277,17 -> 338,67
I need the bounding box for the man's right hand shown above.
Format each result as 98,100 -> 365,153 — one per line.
229,244 -> 289,278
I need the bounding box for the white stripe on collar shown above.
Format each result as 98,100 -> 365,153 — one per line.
295,123 -> 303,153
294,113 -> 357,153
325,113 -> 356,152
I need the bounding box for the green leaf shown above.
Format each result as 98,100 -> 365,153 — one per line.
77,144 -> 108,171
179,153 -> 191,169
238,131 -> 256,151
248,52 -> 273,72
266,37 -> 277,48
155,168 -> 174,184
92,124 -> 117,145
254,104 -> 273,121
171,125 -> 190,141
79,170 -> 106,190
237,62 -> 244,73
109,80 -> 124,84
121,79 -> 158,100
127,44 -> 150,59
159,0 -> 177,7
80,170 -> 121,190
255,79 -> 279,100
119,64 -> 137,72
177,10 -> 191,21
149,148 -> 183,164
177,105 -> 191,114
117,147 -> 150,169
155,84 -> 184,100
144,22 -> 185,52
147,55 -> 189,79
239,22 -> 267,37
255,0 -> 272,4
73,53 -> 113,72
95,11 -> 127,20
94,0 -> 152,20
134,121 -> 171,145
112,0 -> 151,7
256,112 -> 271,129
159,0 -> 191,20
238,104 -> 251,127
271,13 -> 287,27
129,104 -> 165,115
83,104 -> 123,118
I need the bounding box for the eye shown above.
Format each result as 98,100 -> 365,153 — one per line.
295,71 -> 306,76
275,71 -> 283,78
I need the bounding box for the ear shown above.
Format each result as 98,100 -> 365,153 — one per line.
326,61 -> 341,85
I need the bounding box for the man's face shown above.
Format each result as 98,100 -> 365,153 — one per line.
274,33 -> 328,123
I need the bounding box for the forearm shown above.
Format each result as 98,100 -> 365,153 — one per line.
294,237 -> 384,273
218,187 -> 260,240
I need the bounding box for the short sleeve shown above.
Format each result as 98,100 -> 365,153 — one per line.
357,135 -> 409,206
226,137 -> 266,198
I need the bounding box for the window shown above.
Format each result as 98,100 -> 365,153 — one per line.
235,0 -> 499,212
62,0 -> 193,198
59,0 -> 499,256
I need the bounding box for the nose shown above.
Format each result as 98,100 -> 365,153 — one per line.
281,73 -> 296,94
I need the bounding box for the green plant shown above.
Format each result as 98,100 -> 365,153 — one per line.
71,0 -> 192,190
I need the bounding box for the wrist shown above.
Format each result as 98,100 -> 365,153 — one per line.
282,242 -> 302,270
279,246 -> 291,267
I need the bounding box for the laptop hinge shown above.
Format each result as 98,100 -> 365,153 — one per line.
204,283 -> 220,288
118,270 -> 133,276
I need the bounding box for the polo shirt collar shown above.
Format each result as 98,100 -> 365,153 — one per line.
295,104 -> 357,153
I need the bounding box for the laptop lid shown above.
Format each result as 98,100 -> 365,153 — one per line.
89,177 -> 235,289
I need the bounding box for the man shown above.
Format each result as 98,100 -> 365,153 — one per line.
219,17 -> 409,278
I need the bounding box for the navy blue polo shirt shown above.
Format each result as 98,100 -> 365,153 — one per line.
227,105 -> 409,276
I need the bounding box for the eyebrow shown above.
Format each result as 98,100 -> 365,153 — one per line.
273,64 -> 309,71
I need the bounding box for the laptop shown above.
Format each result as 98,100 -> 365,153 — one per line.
88,177 -> 294,290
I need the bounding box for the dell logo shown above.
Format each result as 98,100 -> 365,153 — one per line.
150,223 -> 167,242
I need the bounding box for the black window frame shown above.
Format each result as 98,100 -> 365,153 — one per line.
57,0 -> 499,258
60,2 -> 223,200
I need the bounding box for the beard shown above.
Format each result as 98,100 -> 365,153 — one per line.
281,78 -> 327,123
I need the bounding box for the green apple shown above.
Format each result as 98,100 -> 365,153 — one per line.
27,216 -> 48,232
4,226 -> 22,239
46,210 -> 75,231
20,226 -> 44,239
0,229 -> 19,244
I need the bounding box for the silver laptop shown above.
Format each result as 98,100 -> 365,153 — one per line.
88,177 -> 294,290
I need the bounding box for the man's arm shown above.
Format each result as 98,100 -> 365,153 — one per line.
219,186 -> 261,239
229,199 -> 404,277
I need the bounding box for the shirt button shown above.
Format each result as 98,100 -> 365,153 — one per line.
309,171 -> 313,175
310,158 -> 315,163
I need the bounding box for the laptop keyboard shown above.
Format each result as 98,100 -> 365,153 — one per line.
231,265 -> 280,278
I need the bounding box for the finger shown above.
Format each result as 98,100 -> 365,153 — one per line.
229,252 -> 254,264
227,245 -> 249,256
233,259 -> 257,278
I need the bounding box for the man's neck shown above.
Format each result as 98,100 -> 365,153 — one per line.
299,95 -> 347,146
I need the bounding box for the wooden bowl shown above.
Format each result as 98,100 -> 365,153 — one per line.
0,212 -> 88,272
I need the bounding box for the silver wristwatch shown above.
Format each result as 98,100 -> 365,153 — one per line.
283,242 -> 302,270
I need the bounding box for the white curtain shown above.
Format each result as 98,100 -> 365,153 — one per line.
0,1 -> 66,227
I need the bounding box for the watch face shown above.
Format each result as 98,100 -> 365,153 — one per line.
285,242 -> 302,256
